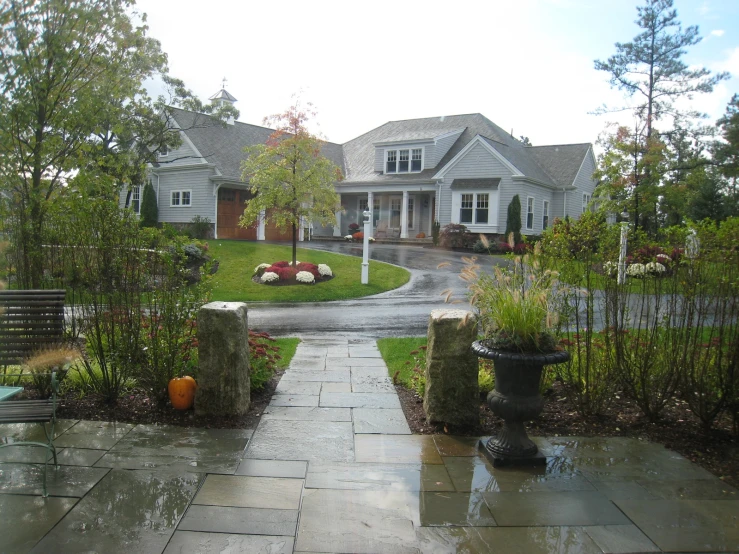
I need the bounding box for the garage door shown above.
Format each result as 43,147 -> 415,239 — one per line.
217,188 -> 257,240
264,208 -> 293,241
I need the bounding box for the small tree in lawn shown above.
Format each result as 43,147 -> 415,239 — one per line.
240,103 -> 343,265
139,182 -> 158,228
505,195 -> 522,245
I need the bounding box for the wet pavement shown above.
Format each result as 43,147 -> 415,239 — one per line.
2,338 -> 739,553
247,242 -> 498,339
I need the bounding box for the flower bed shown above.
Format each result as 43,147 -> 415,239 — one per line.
253,261 -> 333,285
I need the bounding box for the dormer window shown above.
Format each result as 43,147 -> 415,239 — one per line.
159,145 -> 168,158
385,147 -> 422,174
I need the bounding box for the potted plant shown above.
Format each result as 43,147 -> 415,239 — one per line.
462,235 -> 568,466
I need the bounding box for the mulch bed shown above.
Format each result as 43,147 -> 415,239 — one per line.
55,369 -> 284,430
396,381 -> 739,489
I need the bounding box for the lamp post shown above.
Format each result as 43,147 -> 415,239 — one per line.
617,211 -> 629,285
361,209 -> 371,284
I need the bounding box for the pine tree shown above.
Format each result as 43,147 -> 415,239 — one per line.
505,195 -> 522,245
139,183 -> 158,228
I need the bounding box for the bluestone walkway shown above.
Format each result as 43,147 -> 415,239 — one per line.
1,337 -> 738,553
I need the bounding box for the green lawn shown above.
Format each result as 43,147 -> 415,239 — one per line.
272,337 -> 299,368
377,336 -> 426,387
208,241 -> 410,302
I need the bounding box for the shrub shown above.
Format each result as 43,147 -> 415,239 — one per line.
348,223 -> 360,231
352,231 -> 364,240
439,223 -> 471,248
505,195 -> 522,245
248,330 -> 281,390
432,220 -> 441,246
296,271 -> 315,284
139,182 -> 158,228
190,215 -> 212,239
479,360 -> 494,394
276,266 -> 298,282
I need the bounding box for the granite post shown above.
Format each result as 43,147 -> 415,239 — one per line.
196,301 -> 251,416
423,309 -> 479,426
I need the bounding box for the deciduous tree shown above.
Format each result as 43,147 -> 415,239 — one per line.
240,103 -> 343,266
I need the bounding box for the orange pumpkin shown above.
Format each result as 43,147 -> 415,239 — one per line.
168,376 -> 197,410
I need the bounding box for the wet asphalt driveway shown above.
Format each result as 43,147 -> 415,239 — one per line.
246,242 -> 506,339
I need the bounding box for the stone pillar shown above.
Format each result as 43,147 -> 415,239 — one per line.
423,309 -> 478,426
401,190 -> 409,238
196,302 -> 251,416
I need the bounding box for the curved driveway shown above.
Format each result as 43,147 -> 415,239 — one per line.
247,242 -> 506,339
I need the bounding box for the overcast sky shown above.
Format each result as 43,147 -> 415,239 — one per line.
134,0 -> 739,147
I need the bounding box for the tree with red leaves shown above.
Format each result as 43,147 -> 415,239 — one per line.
240,101 -> 343,265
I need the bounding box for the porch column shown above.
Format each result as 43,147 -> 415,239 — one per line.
299,216 -> 305,242
367,191 -> 374,234
257,210 -> 266,240
333,209 -> 342,237
401,190 -> 409,239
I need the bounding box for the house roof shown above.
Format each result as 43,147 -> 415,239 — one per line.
341,113 -> 590,187
208,89 -> 238,102
168,108 -> 345,181
526,143 -> 592,187
166,108 -> 590,188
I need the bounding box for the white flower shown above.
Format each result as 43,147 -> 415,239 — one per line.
254,263 -> 270,274
296,271 -> 315,284
260,271 -> 279,283
369,237 -> 375,242
288,260 -> 300,266
318,264 -> 332,277
344,235 -> 353,241
656,253 -> 670,263
626,263 -> 646,278
645,262 -> 666,275
603,261 -> 618,277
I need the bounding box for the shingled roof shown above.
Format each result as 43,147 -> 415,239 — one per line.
168,108 -> 589,188
169,108 -> 345,181
341,113 -> 590,187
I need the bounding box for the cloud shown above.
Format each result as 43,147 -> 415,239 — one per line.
710,29 -> 725,38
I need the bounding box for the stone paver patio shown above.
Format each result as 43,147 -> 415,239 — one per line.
1,337 -> 738,553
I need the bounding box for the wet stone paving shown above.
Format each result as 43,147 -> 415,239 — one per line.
0,337 -> 738,553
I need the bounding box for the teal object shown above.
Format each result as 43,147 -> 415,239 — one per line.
0,386 -> 23,401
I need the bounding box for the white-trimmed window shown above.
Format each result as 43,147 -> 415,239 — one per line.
171,190 -> 191,207
526,197 -> 534,230
386,148 -> 423,174
159,145 -> 168,158
542,200 -> 549,230
459,193 -> 490,224
131,186 -> 141,214
582,193 -> 591,214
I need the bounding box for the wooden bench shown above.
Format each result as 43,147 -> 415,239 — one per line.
0,372 -> 59,497
0,290 -> 65,497
0,289 -> 66,367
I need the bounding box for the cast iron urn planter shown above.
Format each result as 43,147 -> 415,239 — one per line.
471,340 -> 569,467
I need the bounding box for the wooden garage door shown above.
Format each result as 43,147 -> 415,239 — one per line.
217,188 -> 257,240
264,208 -> 293,241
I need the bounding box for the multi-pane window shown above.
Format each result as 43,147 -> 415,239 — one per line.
459,193 -> 489,224
542,200 -> 549,230
411,149 -> 422,171
386,148 -> 422,173
526,197 -> 534,229
386,150 -> 397,173
476,194 -> 489,224
159,145 -> 168,157
398,150 -> 409,172
131,186 -> 141,214
582,193 -> 591,214
373,197 -> 380,226
460,194 -> 474,223
171,190 -> 192,207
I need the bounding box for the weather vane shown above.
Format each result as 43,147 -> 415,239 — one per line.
221,77 -> 227,90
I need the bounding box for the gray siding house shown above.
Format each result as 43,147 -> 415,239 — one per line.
121,90 -> 597,240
